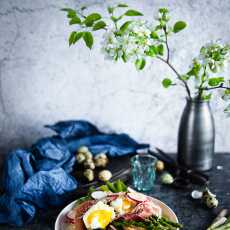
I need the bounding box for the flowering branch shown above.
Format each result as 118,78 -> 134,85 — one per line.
61,5 -> 230,113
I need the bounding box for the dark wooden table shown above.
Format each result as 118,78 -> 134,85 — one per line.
1,153 -> 230,230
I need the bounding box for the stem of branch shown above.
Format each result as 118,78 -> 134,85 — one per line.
202,84 -> 230,91
157,56 -> 192,99
163,27 -> 170,62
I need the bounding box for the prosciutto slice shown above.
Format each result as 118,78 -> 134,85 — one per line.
65,200 -> 96,230
121,198 -> 162,221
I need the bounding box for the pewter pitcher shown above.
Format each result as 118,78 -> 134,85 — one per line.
177,99 -> 215,171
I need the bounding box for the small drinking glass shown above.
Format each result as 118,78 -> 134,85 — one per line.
130,154 -> 157,191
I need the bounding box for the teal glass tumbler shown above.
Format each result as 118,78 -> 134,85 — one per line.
130,154 -> 157,191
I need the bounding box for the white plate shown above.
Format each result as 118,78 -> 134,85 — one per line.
55,196 -> 179,230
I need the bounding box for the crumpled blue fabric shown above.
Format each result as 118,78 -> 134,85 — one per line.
0,120 -> 149,226
45,120 -> 101,139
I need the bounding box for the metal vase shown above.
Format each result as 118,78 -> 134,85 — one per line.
177,98 -> 215,171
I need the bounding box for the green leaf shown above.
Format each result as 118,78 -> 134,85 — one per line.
125,9 -> 143,16
117,3 -> 129,7
61,8 -> 77,18
107,6 -> 114,14
162,78 -> 172,88
173,21 -> 187,33
69,16 -> 81,25
202,93 -> 212,101
69,31 -> 83,46
74,32 -> 83,44
61,8 -> 75,13
157,44 -> 164,56
81,6 -> 87,11
83,32 -> 94,49
208,77 -> 224,87
69,31 -> 76,46
145,45 -> 158,57
180,74 -> 190,81
84,13 -> 102,26
187,60 -> 201,78
159,8 -> 169,14
135,58 -> 146,70
121,52 -> 128,62
119,21 -> 132,33
93,20 -> 106,30
224,89 -> 230,95
150,31 -> 159,39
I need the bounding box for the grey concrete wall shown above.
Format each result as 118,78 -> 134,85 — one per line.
0,0 -> 230,165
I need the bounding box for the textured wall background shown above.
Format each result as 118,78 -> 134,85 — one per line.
0,0 -> 230,165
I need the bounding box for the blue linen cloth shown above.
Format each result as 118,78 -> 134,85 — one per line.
0,120 -> 149,226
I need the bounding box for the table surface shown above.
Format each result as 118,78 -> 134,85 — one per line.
1,153 -> 230,230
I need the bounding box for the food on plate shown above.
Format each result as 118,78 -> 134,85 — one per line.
98,170 -> 113,182
64,180 -> 182,230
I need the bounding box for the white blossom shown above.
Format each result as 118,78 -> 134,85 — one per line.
101,20 -> 156,63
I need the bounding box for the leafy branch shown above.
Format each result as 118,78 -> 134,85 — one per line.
61,4 -> 230,113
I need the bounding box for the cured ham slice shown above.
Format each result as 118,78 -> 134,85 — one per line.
65,200 -> 96,230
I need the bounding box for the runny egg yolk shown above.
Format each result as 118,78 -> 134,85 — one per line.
122,198 -> 135,212
86,210 -> 113,229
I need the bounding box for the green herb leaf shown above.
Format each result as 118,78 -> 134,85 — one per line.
83,32 -> 94,49
84,13 -> 102,27
125,9 -> 143,16
208,77 -> 224,86
119,21 -> 132,33
150,31 -> 159,39
162,78 -> 172,88
135,58 -> 146,70
117,3 -> 128,7
69,16 -> 81,25
173,21 -> 187,33
93,20 -> 106,30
